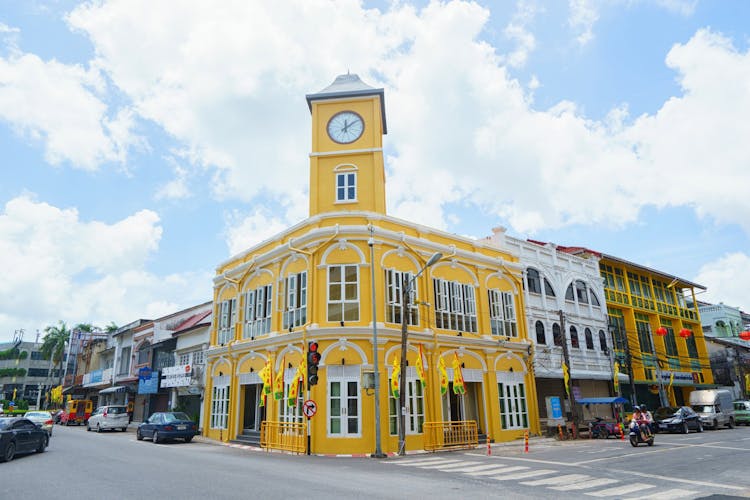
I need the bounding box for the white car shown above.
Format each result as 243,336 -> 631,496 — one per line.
23,411 -> 54,436
86,405 -> 129,432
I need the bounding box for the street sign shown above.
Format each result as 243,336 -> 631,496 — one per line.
303,399 -> 317,418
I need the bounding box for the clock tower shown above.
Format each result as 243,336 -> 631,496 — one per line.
306,74 -> 387,217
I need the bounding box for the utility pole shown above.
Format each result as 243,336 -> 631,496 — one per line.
559,310 -> 578,435
648,326 -> 668,408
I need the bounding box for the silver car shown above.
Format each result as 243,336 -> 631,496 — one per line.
86,405 -> 129,432
23,411 -> 54,436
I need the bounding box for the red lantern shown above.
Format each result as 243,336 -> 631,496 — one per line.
679,328 -> 692,338
655,326 -> 668,336
739,331 -> 750,341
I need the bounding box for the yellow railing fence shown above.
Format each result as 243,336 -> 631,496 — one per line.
260,420 -> 306,454
423,420 -> 478,452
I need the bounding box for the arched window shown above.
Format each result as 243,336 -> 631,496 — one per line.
590,290 -> 601,306
136,341 -> 150,365
565,280 -> 589,304
553,323 -> 562,346
585,328 -> 594,350
526,268 -> 541,294
598,330 -> 608,353
570,326 -> 579,349
535,321 -> 546,345
544,278 -> 556,297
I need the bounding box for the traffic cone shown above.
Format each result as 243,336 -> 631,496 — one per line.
619,423 -> 625,441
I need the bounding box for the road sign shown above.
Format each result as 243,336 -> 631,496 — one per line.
303,399 -> 317,418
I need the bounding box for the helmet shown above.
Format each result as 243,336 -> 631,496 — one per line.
633,405 -> 641,411
641,405 -> 648,411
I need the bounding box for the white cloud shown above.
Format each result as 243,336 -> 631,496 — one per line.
503,0 -> 539,68
568,0 -> 599,46
61,1 -> 750,244
224,207 -> 298,256
655,0 -> 698,16
0,47 -> 138,170
155,157 -> 191,201
0,195 -> 211,341
694,252 -> 750,312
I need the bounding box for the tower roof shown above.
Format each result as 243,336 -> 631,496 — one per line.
306,73 -> 387,134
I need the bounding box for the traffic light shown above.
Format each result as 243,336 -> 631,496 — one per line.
308,341 -> 321,387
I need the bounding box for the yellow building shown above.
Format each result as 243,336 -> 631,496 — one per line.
202,74 -> 540,454
562,249 -> 714,407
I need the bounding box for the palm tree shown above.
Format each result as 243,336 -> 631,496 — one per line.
41,321 -> 71,386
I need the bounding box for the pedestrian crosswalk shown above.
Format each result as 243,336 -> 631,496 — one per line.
384,456 -> 701,499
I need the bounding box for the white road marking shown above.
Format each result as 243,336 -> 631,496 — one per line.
623,470 -> 747,490
465,466 -> 528,476
549,478 -> 620,491
585,482 -> 656,497
446,463 -> 511,473
391,457 -> 456,466
416,460 -> 469,469
640,488 -> 698,499
490,469 -> 557,481
521,473 -> 590,486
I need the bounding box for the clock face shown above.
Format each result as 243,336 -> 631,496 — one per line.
327,111 -> 364,144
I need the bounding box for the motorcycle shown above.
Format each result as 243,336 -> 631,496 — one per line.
628,421 -> 654,447
589,417 -> 619,439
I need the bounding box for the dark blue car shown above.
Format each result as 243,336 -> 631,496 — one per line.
0,417 -> 49,462
136,412 -> 197,443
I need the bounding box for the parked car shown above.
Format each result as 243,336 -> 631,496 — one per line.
0,417 -> 49,462
23,411 -> 54,436
87,405 -> 129,433
654,406 -> 703,434
690,389 -> 735,429
734,400 -> 750,425
137,412 -> 197,443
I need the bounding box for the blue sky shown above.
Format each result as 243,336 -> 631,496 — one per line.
2,0 -> 750,343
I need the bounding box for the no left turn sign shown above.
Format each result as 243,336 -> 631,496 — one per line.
303,399 -> 317,418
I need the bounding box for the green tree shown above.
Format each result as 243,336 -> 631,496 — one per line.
104,322 -> 119,333
41,321 -> 71,386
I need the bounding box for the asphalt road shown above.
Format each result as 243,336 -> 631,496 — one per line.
3,423 -> 749,499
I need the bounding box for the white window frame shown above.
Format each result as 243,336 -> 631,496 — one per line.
210,379 -> 230,429
327,366 -> 361,437
244,284 -> 273,339
218,298 -> 237,345
179,353 -> 190,366
192,350 -> 205,365
384,269 -> 419,326
497,373 -> 528,430
335,171 -> 357,202
283,271 -> 307,329
388,368 -> 424,435
327,264 -> 359,323
489,290 -> 518,337
433,278 -> 477,333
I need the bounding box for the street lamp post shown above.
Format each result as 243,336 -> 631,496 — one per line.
398,251 -> 442,456
368,227 -> 386,458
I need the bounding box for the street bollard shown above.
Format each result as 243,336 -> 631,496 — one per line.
524,430 -> 529,453
558,424 -> 563,440
487,437 -> 491,456
619,423 -> 625,441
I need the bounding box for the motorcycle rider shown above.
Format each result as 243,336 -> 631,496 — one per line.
641,404 -> 654,434
629,406 -> 651,440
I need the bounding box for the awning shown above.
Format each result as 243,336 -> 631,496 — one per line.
98,385 -> 131,394
576,397 -> 628,405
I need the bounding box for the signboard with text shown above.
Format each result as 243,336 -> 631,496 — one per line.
161,365 -> 192,388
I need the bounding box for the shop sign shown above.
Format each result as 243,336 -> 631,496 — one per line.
161,365 -> 192,388
138,370 -> 159,394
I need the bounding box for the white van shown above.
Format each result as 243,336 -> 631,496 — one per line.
689,389 -> 735,429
